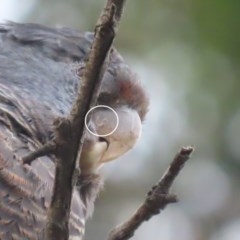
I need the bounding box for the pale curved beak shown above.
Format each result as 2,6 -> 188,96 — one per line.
97,107 -> 142,162
80,107 -> 142,173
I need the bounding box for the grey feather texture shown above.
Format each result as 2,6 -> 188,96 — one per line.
0,22 -> 149,239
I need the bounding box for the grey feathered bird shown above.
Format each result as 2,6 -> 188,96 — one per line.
0,22 -> 149,239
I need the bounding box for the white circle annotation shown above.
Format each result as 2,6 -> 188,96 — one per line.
84,105 -> 119,137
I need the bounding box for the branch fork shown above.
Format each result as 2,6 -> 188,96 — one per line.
19,0 -> 194,239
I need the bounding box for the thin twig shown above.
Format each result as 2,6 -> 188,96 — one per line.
108,146 -> 194,240
21,142 -> 56,165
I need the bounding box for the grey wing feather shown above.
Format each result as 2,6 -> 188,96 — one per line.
0,22 -> 103,240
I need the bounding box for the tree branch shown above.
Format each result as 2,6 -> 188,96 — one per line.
43,1 -> 127,240
108,146 -> 194,240
20,1 -> 127,239
21,142 -> 56,165
19,2 -> 193,240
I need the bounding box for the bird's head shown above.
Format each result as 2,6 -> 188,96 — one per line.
80,49 -> 149,174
